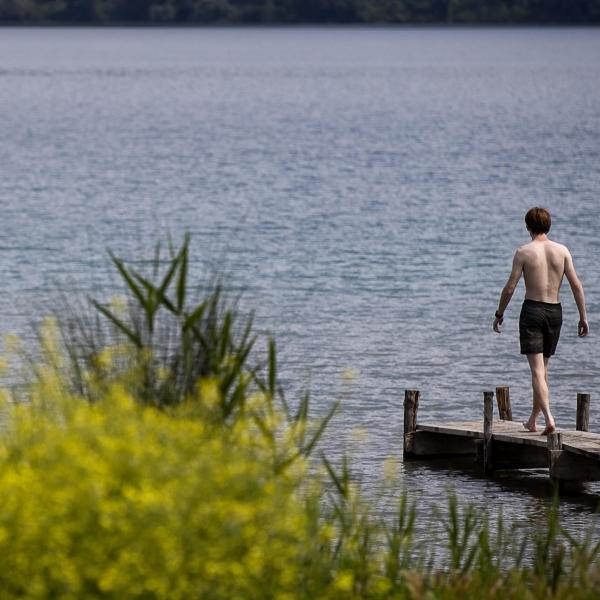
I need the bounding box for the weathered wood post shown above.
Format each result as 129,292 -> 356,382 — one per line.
495,386 -> 513,421
547,431 -> 562,483
403,390 -> 420,459
576,393 -> 590,432
483,391 -> 494,473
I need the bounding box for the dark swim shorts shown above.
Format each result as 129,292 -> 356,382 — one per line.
519,299 -> 563,357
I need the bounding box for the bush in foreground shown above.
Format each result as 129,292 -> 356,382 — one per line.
1,238 -> 600,598
0,379 -> 334,599
1,369 -> 600,599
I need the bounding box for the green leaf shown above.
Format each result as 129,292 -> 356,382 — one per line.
251,413 -> 275,445
109,251 -> 148,310
156,249 -> 182,313
183,300 -> 208,332
268,338 -> 276,398
220,341 -> 254,395
176,233 -> 189,313
321,453 -> 348,499
219,311 -> 232,360
133,271 -> 177,314
188,324 -> 209,353
302,399 -> 339,458
294,390 -> 310,425
91,300 -> 142,348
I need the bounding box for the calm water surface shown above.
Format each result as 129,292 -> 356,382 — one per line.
1,27 -> 600,541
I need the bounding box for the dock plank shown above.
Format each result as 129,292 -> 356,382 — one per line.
417,420 -> 600,457
403,389 -> 598,482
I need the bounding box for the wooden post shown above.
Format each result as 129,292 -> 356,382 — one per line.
547,431 -> 562,482
403,390 -> 420,459
576,393 -> 590,432
483,391 -> 494,473
495,386 -> 512,421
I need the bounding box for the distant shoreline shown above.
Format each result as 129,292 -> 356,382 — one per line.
1,22 -> 599,28
3,0 -> 599,27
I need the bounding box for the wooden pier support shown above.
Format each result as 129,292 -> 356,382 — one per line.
576,393 -> 590,432
402,389 -> 600,488
546,429 -> 600,485
495,386 -> 512,421
483,391 -> 494,473
547,432 -> 562,482
403,389 -> 475,459
403,390 -> 420,459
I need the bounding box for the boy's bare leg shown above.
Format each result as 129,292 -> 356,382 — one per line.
524,403 -> 540,432
523,356 -> 550,432
524,353 -> 555,434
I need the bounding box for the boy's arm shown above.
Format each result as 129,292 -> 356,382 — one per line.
564,249 -> 589,337
493,250 -> 524,333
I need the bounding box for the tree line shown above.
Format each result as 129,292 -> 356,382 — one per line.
1,0 -> 599,23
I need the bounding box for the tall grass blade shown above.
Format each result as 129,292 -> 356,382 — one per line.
176,233 -> 189,313
133,270 -> 178,314
156,251 -> 182,307
268,338 -> 276,398
322,453 -> 349,500
91,300 -> 142,348
109,252 -> 147,309
302,399 -> 339,458
183,300 -> 209,332
152,241 -> 161,279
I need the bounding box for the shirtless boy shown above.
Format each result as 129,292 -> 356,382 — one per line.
493,207 -> 589,436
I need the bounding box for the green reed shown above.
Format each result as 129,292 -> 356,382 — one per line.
14,235 -> 600,599
49,235 -> 337,476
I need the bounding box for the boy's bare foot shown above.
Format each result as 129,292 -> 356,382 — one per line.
541,424 -> 556,436
523,420 -> 537,432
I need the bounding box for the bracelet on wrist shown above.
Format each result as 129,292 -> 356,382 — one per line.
495,311 -> 504,319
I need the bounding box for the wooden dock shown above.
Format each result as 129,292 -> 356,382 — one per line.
403,388 -> 600,484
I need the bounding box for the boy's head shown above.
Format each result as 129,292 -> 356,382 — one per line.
525,207 -> 551,235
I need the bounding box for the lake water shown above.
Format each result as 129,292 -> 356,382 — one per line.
1,27 -> 600,541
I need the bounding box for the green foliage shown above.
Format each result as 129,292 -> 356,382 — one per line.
1,0 -> 600,22
0,372 -> 599,599
0,384 -> 329,599
1,238 -> 600,597
49,236 -> 340,479
443,493 -> 481,574
531,494 -> 566,593
56,236 -> 257,413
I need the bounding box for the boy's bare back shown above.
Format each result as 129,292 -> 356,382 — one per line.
494,209 -> 587,338
517,239 -> 571,303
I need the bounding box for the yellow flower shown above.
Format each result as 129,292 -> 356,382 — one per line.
108,294 -> 128,314
341,367 -> 359,381
335,570 -> 355,592
199,377 -> 221,409
383,457 -> 399,485
3,332 -> 21,353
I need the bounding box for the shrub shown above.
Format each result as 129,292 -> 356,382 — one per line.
0,380 -> 337,599
2,237 -> 600,599
2,368 -> 599,599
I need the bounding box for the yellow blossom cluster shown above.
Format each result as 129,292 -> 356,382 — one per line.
0,326 -> 595,600
0,379 -> 345,599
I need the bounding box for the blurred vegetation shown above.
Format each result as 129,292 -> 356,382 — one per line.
0,0 -> 599,23
2,333 -> 600,598
54,235 -> 263,411
1,236 -> 600,598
